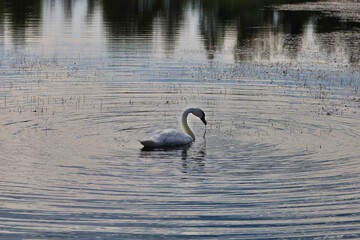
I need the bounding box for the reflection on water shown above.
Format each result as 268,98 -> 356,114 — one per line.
140,140 -> 207,175
1,0 -> 360,64
1,0 -> 360,239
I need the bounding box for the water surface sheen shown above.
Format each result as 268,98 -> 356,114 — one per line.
1,0 -> 360,239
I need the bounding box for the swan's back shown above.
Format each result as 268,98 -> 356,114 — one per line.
140,129 -> 193,148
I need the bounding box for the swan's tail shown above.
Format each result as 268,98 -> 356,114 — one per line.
139,140 -> 157,148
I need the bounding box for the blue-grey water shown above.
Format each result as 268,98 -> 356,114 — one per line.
1,0 -> 360,239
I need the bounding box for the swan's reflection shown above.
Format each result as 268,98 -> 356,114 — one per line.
140,143 -> 192,152
181,140 -> 206,174
139,140 -> 207,174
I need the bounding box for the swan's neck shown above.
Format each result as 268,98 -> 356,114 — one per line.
182,109 -> 195,140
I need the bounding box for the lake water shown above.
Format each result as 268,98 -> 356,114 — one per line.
1,0 -> 360,239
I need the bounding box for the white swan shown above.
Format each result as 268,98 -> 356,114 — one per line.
140,108 -> 207,148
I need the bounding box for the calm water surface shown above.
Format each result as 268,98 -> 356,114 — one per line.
1,0 -> 360,239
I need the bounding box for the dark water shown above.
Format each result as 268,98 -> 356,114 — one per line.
1,0 -> 360,239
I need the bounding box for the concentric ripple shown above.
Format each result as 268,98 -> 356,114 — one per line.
1,70 -> 360,239
1,0 -> 360,239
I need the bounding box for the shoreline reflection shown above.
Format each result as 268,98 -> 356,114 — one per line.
1,0 -> 359,65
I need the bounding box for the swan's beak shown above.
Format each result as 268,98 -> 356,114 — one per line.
201,117 -> 207,125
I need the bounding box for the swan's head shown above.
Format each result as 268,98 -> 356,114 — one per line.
191,108 -> 207,125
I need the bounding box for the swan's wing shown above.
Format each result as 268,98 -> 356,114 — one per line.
141,129 -> 193,148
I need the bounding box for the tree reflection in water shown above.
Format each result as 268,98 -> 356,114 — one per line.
0,0 -> 359,64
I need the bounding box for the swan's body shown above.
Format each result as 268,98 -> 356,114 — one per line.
140,108 -> 207,148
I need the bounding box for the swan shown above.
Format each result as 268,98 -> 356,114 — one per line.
140,108 -> 207,148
